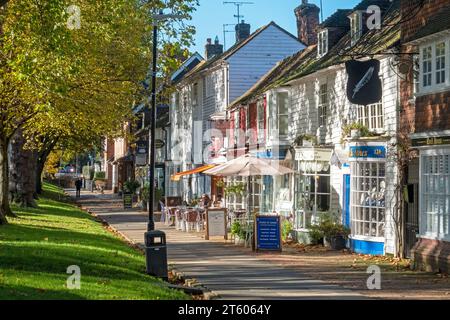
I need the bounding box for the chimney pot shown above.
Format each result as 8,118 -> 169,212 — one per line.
295,1 -> 320,45
205,36 -> 223,60
235,20 -> 251,43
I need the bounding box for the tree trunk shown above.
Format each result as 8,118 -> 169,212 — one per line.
8,129 -> 37,208
0,135 -> 13,224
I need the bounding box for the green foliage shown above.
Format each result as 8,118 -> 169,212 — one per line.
308,213 -> 350,243
123,180 -> 140,195
231,221 -> 242,237
224,182 -> 246,196
341,123 -> 373,143
82,166 -> 94,180
282,219 -> 293,241
0,183 -> 188,300
93,171 -> 106,181
140,183 -> 150,202
293,134 -> 318,146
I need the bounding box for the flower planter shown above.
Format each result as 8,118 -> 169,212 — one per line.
328,235 -> 347,250
350,129 -> 361,139
234,236 -> 245,246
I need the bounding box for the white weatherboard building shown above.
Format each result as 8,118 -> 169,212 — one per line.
226,0 -> 403,255
167,21 -> 305,201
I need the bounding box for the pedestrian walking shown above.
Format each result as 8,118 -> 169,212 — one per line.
75,179 -> 82,198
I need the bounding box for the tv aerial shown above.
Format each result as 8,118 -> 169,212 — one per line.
223,1 -> 254,26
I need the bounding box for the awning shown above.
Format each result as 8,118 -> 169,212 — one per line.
171,164 -> 216,182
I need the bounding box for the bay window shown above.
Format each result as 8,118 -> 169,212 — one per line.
420,149 -> 450,240
351,162 -> 386,238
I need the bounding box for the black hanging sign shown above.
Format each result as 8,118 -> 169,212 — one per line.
346,59 -> 382,105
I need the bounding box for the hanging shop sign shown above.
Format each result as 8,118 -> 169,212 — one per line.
136,141 -> 148,154
205,208 -> 228,241
345,59 -> 382,105
349,145 -> 386,161
412,136 -> 450,147
255,215 -> 282,252
155,139 -> 165,149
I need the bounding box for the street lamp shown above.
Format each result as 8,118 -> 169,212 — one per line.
148,11 -> 185,232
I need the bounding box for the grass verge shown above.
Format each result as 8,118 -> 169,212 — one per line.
0,183 -> 189,300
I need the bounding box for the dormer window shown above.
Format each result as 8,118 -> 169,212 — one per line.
317,29 -> 328,57
350,11 -> 362,46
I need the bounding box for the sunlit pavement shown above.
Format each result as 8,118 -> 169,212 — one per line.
67,189 -> 367,300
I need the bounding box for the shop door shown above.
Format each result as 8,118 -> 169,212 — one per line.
343,174 -> 351,228
405,183 -> 419,258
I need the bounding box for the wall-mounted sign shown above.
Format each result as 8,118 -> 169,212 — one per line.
346,59 -> 382,105
155,139 -> 165,149
135,154 -> 147,167
349,146 -> 386,161
255,215 -> 282,252
205,208 -> 228,241
295,147 -> 333,162
412,136 -> 450,147
137,141 -> 148,154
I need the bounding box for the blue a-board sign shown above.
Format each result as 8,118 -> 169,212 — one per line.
255,216 -> 282,251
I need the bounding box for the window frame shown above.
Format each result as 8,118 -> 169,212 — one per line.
350,161 -> 386,241
256,99 -> 265,144
356,101 -> 384,133
318,83 -> 328,127
350,11 -> 363,46
419,147 -> 450,241
419,37 -> 450,94
317,29 -> 329,57
276,91 -> 289,138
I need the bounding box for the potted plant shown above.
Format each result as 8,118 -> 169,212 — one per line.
293,134 -> 318,147
123,180 -> 140,204
282,219 -> 294,243
341,123 -> 371,142
231,221 -> 245,245
309,213 -> 350,250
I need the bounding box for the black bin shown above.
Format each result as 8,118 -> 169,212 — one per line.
144,230 -> 168,280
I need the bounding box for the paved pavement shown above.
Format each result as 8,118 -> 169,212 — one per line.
68,189 -> 366,300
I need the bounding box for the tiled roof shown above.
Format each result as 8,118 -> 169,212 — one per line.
408,4 -> 450,42
229,0 -> 401,109
180,21 -> 302,83
320,9 -> 352,28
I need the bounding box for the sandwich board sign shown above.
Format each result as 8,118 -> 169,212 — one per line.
205,208 -> 228,241
255,215 -> 282,252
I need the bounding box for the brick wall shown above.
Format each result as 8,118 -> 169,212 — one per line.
412,238 -> 450,274
400,0 -> 450,135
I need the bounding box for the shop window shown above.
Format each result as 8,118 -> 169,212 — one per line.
420,151 -> 450,240
351,162 -> 386,238
225,177 -> 245,211
318,83 -> 328,127
357,101 -> 384,132
294,161 -> 331,229
436,42 -> 446,85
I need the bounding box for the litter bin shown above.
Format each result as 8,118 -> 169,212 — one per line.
145,230 -> 168,280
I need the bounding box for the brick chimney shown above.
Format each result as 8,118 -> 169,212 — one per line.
205,36 -> 223,60
235,20 -> 251,43
294,0 -> 320,46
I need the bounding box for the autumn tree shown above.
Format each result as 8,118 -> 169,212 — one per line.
0,0 -> 198,224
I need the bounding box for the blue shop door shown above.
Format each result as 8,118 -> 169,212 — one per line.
343,174 -> 350,228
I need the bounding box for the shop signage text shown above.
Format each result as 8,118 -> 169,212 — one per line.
412,136 -> 450,147
295,148 -> 333,162
255,216 -> 281,252
349,146 -> 386,160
